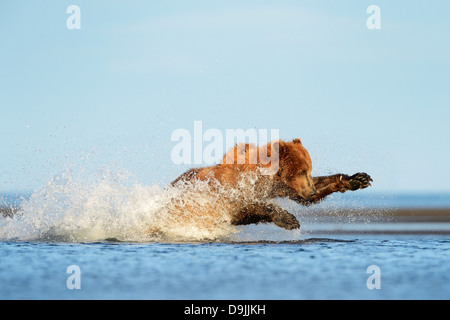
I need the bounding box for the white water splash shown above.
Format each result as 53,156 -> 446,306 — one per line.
0,168 -> 237,242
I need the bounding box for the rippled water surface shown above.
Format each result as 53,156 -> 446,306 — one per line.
1,184 -> 449,299
1,236 -> 449,300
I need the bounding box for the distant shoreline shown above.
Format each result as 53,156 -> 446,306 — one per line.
303,208 -> 450,223
1,207 -> 19,218
2,207 -> 450,236
2,206 -> 450,222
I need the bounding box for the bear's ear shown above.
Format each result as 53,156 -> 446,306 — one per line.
292,138 -> 302,145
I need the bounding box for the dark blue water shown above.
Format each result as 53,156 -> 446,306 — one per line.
0,237 -> 449,300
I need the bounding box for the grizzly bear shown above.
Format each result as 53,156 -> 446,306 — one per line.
171,139 -> 372,230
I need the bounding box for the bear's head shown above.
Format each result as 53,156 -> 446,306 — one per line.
221,138 -> 317,201
269,139 -> 317,201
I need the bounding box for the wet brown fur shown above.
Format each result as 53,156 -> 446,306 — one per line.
171,139 -> 372,230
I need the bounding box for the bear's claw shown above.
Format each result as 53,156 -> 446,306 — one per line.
348,172 -> 373,190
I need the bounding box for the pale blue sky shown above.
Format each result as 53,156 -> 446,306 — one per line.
0,1 -> 449,193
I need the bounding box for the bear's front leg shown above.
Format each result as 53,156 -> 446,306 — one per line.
308,172 -> 373,204
232,203 -> 300,230
268,204 -> 301,230
285,172 -> 373,206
